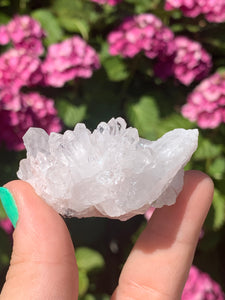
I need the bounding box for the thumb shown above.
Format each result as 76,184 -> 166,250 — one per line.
0,180 -> 78,300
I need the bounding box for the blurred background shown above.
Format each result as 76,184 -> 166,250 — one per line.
0,0 -> 225,298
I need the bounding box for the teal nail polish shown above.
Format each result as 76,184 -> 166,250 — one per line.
0,187 -> 18,228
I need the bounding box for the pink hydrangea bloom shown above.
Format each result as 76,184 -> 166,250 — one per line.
182,266 -> 225,299
0,49 -> 42,94
154,36 -> 212,85
165,0 -> 225,23
7,15 -> 45,55
41,36 -> 100,87
0,25 -> 10,45
182,72 -> 225,128
91,0 -> 121,5
0,92 -> 61,150
0,218 -> 13,234
107,14 -> 175,59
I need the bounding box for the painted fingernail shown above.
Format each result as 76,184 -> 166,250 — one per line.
0,187 -> 18,228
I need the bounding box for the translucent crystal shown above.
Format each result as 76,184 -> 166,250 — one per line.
17,117 -> 198,220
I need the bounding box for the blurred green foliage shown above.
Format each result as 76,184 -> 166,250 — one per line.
0,0 -> 225,296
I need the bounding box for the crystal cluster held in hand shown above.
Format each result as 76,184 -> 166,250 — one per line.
17,118 -> 198,220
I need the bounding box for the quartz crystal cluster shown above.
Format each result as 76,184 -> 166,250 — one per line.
17,118 -> 198,220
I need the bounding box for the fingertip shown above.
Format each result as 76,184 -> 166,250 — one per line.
3,179 -> 72,259
1,180 -> 79,299
181,170 -> 214,214
4,180 -> 56,233
184,170 -> 214,192
113,171 -> 214,300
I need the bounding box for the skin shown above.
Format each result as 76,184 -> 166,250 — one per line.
0,170 -> 214,300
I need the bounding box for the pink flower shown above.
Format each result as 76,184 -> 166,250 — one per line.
91,0 -> 121,5
182,266 -> 225,299
107,14 -> 175,59
7,15 -> 45,55
0,49 -> 42,94
182,72 -> 225,128
0,92 -> 61,151
154,36 -> 212,85
0,25 -> 10,45
165,0 -> 225,23
41,36 -> 100,87
0,218 -> 13,234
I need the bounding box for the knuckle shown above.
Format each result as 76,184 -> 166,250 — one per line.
116,278 -> 173,300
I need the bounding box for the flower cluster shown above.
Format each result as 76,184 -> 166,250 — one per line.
154,36 -> 212,85
0,15 -> 101,150
0,49 -> 42,94
0,25 -> 10,45
0,92 -> 62,150
41,36 -> 100,87
91,0 -> 121,5
0,15 -> 59,150
182,72 -> 225,129
182,266 -> 225,299
108,14 -> 175,59
0,15 -> 45,54
165,0 -> 225,23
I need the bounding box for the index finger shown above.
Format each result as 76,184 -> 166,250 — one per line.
111,170 -> 214,300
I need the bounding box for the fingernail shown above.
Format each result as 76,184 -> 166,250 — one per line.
0,187 -> 18,228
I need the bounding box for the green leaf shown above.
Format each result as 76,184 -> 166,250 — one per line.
170,24 -> 185,33
194,137 -> 223,160
0,201 -> 7,219
81,295 -> 95,300
82,294 -> 110,300
0,229 -> 11,266
82,69 -> 122,127
126,95 -> 159,139
56,100 -> 87,128
157,114 -> 194,137
0,12 -> 10,24
198,230 -> 222,251
0,0 -> 10,8
59,17 -> 89,39
185,24 -> 199,33
76,247 -> 105,273
53,0 -> 85,16
217,66 -> 225,75
199,23 -> 225,51
103,56 -> 129,82
53,0 -> 99,25
212,189 -> 225,230
79,270 -> 89,296
204,189 -> 225,230
208,157 -> 225,180
31,9 -> 63,45
125,0 -> 161,13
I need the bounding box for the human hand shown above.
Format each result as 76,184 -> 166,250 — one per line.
0,170 -> 213,299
